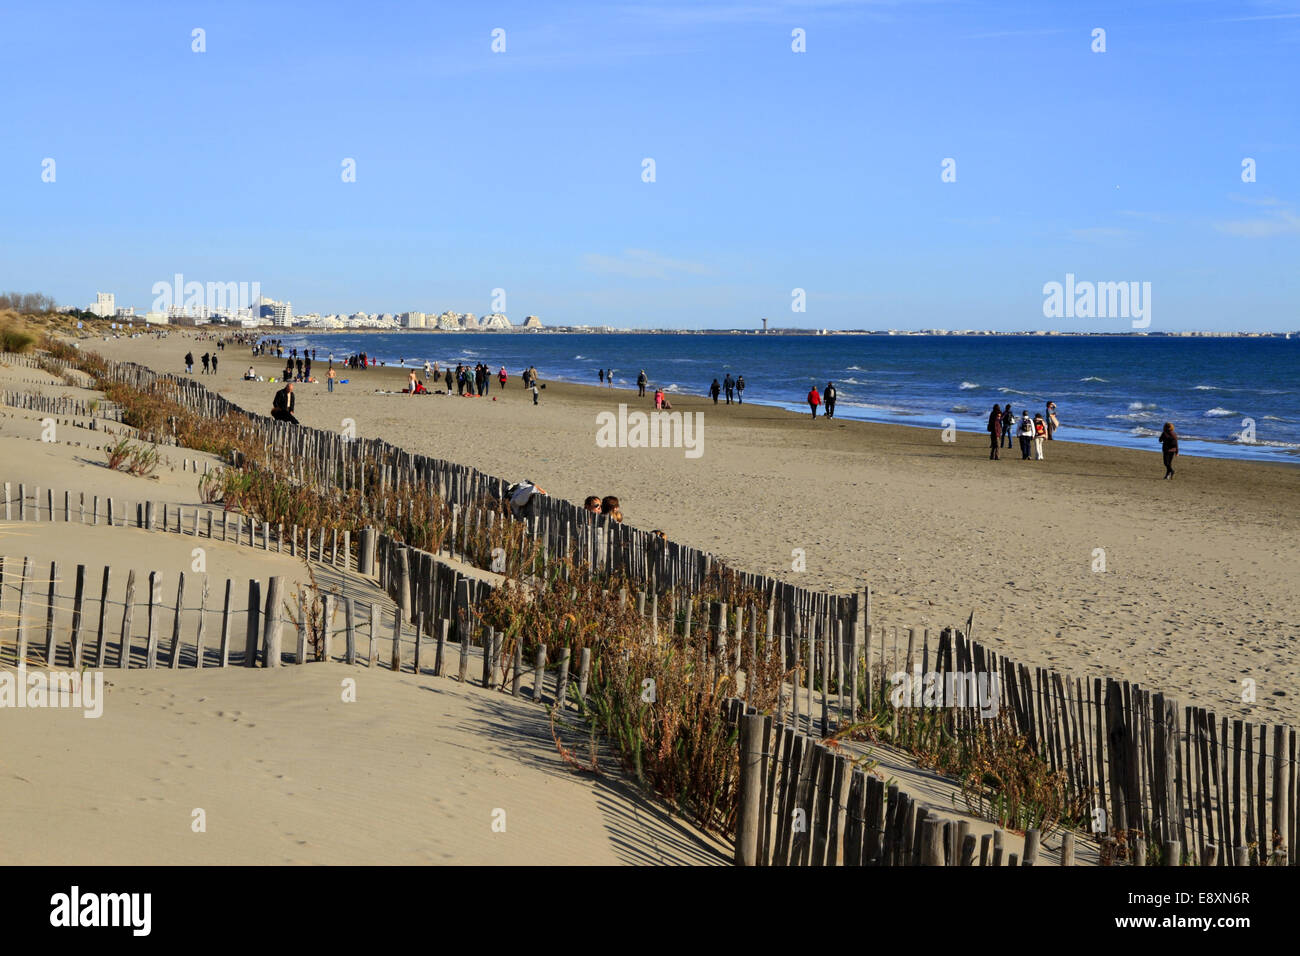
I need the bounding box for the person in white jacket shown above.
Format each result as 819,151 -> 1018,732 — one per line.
1018,411 -> 1035,460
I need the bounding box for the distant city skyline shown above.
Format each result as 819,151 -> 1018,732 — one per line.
5,1 -> 1297,331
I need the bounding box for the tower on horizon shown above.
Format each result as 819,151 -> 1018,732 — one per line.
761,317 -> 768,333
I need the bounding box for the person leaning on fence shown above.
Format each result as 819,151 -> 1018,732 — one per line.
271,382 -> 299,424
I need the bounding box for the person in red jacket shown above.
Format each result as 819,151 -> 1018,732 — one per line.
498,366 -> 507,388
807,386 -> 821,419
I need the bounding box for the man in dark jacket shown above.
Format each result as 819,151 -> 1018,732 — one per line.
272,382 -> 298,424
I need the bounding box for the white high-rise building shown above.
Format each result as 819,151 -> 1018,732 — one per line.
402,312 -> 427,328
272,301 -> 294,327
93,292 -> 115,317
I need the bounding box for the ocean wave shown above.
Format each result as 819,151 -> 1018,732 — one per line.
1128,401 -> 1156,410
996,387 -> 1030,395
1130,426 -> 1160,437
845,365 -> 865,371
950,405 -> 969,413
1204,407 -> 1237,417
959,381 -> 980,390
840,377 -> 865,385
1192,385 -> 1217,390
1108,412 -> 1156,422
1079,376 -> 1107,382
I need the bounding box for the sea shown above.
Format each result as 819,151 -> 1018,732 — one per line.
274,331 -> 1300,464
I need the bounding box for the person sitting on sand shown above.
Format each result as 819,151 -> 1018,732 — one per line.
807,385 -> 821,419
271,382 -> 298,424
1159,422 -> 1179,479
654,388 -> 665,410
601,495 -> 622,523
583,495 -> 601,514
245,366 -> 256,381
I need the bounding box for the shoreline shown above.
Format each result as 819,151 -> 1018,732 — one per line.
227,329 -> 1300,466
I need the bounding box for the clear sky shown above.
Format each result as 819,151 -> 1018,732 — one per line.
3,0 -> 1297,331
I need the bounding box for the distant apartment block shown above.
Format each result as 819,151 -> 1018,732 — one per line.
90,292 -> 115,317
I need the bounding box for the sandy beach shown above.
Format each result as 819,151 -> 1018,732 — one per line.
0,352 -> 733,865
90,330 -> 1300,728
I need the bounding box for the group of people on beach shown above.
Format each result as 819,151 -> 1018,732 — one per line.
987,402 -> 1058,460
183,350 -> 220,375
708,374 -> 745,404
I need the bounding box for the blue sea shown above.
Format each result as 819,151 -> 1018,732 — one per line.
277,332 -> 1300,463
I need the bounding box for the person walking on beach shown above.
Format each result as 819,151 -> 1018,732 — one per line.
201,353 -> 210,374
444,367 -> 453,395
184,351 -> 194,374
987,403 -> 1003,459
599,369 -> 604,384
327,366 -> 335,393
408,369 -> 418,394
637,370 -> 648,397
271,382 -> 298,424
606,369 -> 613,388
423,360 -> 432,381
498,366 -> 507,389
724,373 -> 735,404
1033,413 -> 1047,460
1001,404 -> 1015,450
736,375 -> 745,404
531,378 -> 540,405
807,385 -> 821,419
1019,410 -> 1034,460
211,354 -> 218,374
304,356 -> 311,380
709,379 -> 721,404
1159,422 -> 1179,479
824,382 -> 837,419
1046,402 -> 1059,440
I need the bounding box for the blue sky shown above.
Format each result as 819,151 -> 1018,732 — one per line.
3,0 -> 1298,330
